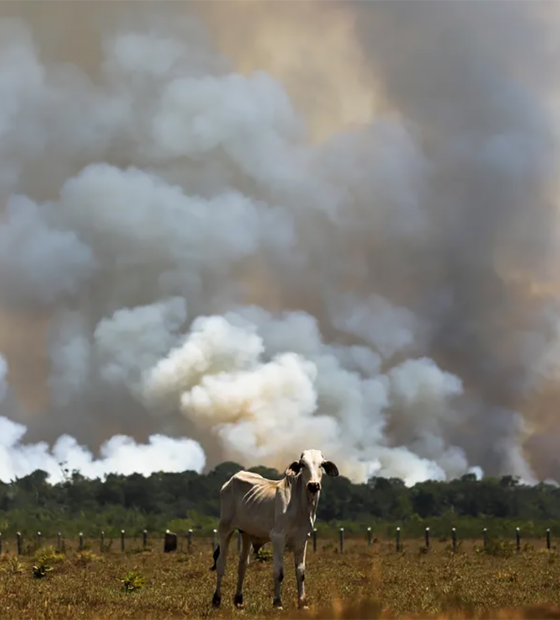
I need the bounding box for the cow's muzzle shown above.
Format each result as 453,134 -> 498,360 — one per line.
307,482 -> 321,494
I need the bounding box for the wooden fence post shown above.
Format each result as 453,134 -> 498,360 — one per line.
396,527 -> 401,553
452,528 -> 457,553
339,528 -> 344,554
100,531 -> 105,552
367,527 -> 372,546
36,531 -> 42,549
187,529 -> 193,551
16,532 -> 22,555
547,528 -> 551,550
516,527 -> 521,552
312,528 -> 317,553
483,528 -> 488,550
143,530 -> 148,548
79,532 -> 84,551
121,530 -> 125,552
57,532 -> 62,553
425,527 -> 430,550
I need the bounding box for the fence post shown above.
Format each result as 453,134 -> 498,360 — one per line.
187,529 -> 193,551
516,527 -> 521,552
79,532 -> 84,551
212,529 -> 218,553
452,528 -> 457,553
483,528 -> 488,550
143,530 -> 148,548
57,532 -> 62,553
164,529 -> 177,553
425,527 -> 430,550
121,530 -> 125,552
367,527 -> 372,546
16,532 -> 22,555
547,528 -> 551,550
312,528 -> 317,552
396,527 -> 401,553
100,531 -> 105,552
339,528 -> 344,554
36,531 -> 42,549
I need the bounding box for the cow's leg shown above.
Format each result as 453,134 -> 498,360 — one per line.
294,540 -> 309,609
212,527 -> 234,608
271,533 -> 286,608
233,532 -> 251,609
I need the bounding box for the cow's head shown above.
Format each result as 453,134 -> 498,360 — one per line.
285,449 -> 339,495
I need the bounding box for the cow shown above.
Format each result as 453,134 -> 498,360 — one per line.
210,449 -> 339,610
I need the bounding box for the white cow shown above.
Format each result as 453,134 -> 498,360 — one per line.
210,449 -> 339,610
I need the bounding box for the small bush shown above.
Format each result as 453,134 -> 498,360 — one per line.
118,570 -> 145,593
34,545 -> 64,565
484,538 -> 515,558
1,554 -> 24,574
32,559 -> 53,579
255,547 -> 273,563
76,549 -> 102,566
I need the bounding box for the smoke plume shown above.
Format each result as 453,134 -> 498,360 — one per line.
0,1 -> 559,485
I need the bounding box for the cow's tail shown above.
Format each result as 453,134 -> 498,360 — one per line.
210,544 -> 220,571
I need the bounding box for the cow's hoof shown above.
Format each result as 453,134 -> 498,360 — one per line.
298,603 -> 309,610
212,593 -> 221,608
273,598 -> 283,609
234,593 -> 244,609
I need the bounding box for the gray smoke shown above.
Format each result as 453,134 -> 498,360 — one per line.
0,1 -> 559,484
345,0 -> 559,478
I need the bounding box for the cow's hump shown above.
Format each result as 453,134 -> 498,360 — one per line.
234,470 -> 265,482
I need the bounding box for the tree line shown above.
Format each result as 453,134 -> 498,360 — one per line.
1,463 -> 559,539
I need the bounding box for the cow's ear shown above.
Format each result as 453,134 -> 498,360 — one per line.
322,461 -> 339,477
285,461 -> 302,477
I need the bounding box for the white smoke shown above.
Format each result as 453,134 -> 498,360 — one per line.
0,354 -> 205,483
143,310 -> 467,482
0,4 -> 557,485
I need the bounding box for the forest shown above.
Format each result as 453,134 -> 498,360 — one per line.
1,462 -> 559,539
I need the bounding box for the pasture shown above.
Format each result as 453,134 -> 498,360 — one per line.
1,536 -> 560,619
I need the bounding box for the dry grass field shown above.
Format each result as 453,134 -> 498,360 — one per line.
2,536 -> 560,619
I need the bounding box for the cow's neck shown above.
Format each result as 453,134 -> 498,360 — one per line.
294,475 -> 319,530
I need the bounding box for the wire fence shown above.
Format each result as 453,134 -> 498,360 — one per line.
0,525 -> 554,556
